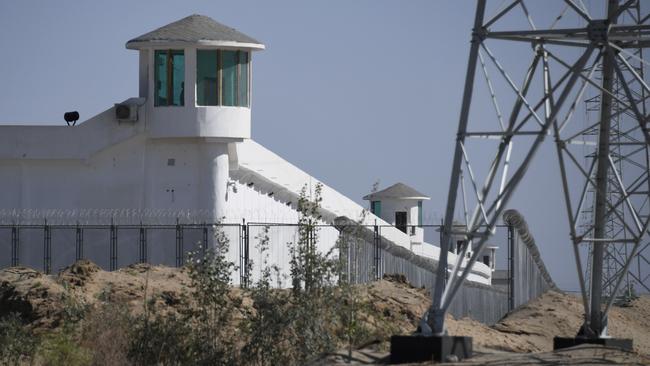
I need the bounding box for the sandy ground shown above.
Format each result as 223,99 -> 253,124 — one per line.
317,282 -> 650,365
0,262 -> 196,330
320,344 -> 650,365
1,262 -> 649,364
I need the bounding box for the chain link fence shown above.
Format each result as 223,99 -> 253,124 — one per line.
0,213 -> 555,324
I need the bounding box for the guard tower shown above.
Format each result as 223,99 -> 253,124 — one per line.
126,15 -> 265,220
364,183 -> 429,246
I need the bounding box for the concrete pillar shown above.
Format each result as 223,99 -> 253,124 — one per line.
202,142 -> 229,224
138,49 -> 149,98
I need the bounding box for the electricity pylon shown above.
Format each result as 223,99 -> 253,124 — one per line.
427,0 -> 650,339
583,0 -> 650,304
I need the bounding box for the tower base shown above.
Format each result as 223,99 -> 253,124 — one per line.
390,335 -> 472,364
553,336 -> 633,351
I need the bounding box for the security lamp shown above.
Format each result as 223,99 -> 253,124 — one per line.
64,111 -> 80,126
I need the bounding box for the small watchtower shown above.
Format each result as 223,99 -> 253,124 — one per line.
363,183 -> 430,245
126,15 -> 265,139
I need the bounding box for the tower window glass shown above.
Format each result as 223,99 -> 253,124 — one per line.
196,49 -> 249,107
154,50 -> 185,106
196,50 -> 218,106
370,201 -> 381,217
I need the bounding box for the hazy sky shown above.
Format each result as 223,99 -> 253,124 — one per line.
0,1 -> 617,291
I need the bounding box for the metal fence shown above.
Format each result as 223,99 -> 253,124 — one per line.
0,217 -> 555,324
503,210 -> 558,309
0,222 -> 504,275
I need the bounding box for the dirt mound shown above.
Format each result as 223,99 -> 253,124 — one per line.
357,279 -> 650,356
0,266 -> 65,329
59,260 -> 100,287
490,290 -> 650,355
0,262 -> 193,332
1,262 -> 649,359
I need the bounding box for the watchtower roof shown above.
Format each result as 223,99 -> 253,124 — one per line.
126,14 -> 264,50
363,182 -> 430,201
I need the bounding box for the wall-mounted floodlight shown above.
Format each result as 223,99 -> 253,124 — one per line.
64,111 -> 79,126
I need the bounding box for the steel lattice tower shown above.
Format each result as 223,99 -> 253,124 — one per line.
583,1 -> 650,304
425,0 -> 650,339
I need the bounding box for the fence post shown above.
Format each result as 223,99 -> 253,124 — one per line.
75,223 -> 84,261
507,223 -> 515,311
202,222 -> 208,256
11,225 -> 19,267
43,220 -> 51,274
139,222 -> 147,264
109,221 -> 117,271
239,220 -> 243,287
374,222 -> 381,281
175,220 -> 183,267
240,219 -> 250,288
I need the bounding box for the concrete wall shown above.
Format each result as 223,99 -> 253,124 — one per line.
337,210 -> 558,325
0,129 -> 232,218
337,223 -> 508,324
0,130 -> 493,286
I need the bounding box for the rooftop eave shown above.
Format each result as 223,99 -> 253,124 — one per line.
125,39 -> 266,50
362,194 -> 431,201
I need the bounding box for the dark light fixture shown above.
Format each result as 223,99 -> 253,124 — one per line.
64,111 -> 79,126
115,104 -> 131,119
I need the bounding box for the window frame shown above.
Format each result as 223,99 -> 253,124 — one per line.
154,49 -> 185,107
196,49 -> 250,107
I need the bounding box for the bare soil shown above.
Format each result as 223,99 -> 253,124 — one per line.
1,262 -> 649,364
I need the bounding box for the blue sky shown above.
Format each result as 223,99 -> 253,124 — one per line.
0,1 -> 617,291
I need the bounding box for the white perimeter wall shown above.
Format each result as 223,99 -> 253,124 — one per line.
0,105 -> 492,285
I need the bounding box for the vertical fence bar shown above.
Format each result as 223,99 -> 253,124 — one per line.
75,223 -> 84,261
240,219 -> 250,287
202,223 -> 208,256
139,223 -> 147,264
508,223 -> 515,311
345,225 -> 353,284
239,222 -> 243,285
110,223 -> 117,271
175,221 -> 184,267
377,226 -> 384,280
43,221 -> 51,274
373,224 -> 380,281
243,224 -> 251,287
11,225 -> 19,267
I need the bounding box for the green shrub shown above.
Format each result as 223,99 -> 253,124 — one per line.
243,184 -> 338,364
127,309 -> 193,365
81,302 -> 131,366
334,209 -> 375,361
128,222 -> 239,365
38,331 -> 92,366
0,313 -> 39,365
240,226 -> 293,366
